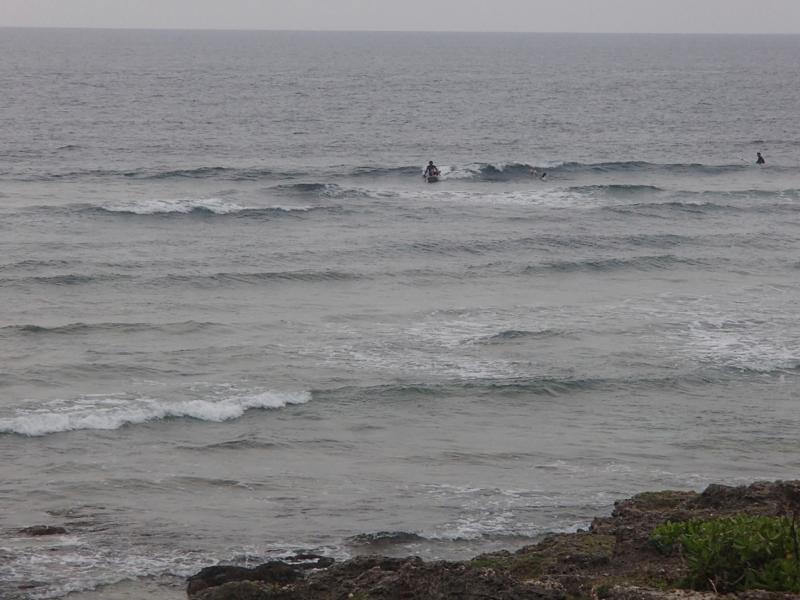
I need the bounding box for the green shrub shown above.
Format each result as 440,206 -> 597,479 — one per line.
651,516 -> 800,593
594,583 -> 613,599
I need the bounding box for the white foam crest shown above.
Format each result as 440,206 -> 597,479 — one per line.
263,204 -> 318,212
686,319 -> 799,372
101,197 -> 252,214
422,482 -> 614,511
2,541 -> 214,600
0,391 -> 311,437
324,340 -> 518,380
393,187 -> 592,208
423,517 -> 588,542
431,512 -> 517,540
632,294 -> 800,374
418,481 -> 615,541
533,160 -> 565,169
436,164 -> 475,179
4,539 -> 341,600
320,314 -> 528,380
439,161 -> 564,181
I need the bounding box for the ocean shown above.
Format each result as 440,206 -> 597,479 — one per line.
1,29 -> 799,599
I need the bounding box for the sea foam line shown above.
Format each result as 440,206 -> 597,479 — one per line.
92,197 -> 325,215
0,391 -> 311,437
98,197 -> 251,214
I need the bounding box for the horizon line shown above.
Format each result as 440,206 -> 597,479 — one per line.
2,25 -> 800,36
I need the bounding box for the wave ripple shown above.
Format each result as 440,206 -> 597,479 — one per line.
0,390 -> 311,437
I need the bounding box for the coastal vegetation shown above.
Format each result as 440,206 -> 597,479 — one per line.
651,515 -> 800,593
183,480 -> 800,600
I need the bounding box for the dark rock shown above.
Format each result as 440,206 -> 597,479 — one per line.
307,555 -> 566,600
313,556 -> 335,569
737,592 -> 800,600
193,581 -> 302,600
186,480 -> 800,600
18,525 -> 68,536
187,561 -> 300,597
602,586 -> 799,600
285,553 -> 335,569
684,480 -> 800,516
603,585 -> 712,600
347,530 -> 426,545
251,562 -> 300,583
188,566 -> 256,597
472,533 -> 615,581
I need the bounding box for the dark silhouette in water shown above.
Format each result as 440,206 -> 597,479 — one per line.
756,152 -> 766,165
423,161 -> 439,178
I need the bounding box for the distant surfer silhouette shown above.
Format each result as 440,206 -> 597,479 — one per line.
423,161 -> 440,178
529,168 -> 547,180
756,152 -> 765,165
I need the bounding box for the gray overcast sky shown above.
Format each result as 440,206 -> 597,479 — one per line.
3,0 -> 800,33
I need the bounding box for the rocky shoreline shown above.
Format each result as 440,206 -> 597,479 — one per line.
184,480 -> 800,600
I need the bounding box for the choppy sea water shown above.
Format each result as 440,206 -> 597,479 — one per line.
1,29 -> 799,599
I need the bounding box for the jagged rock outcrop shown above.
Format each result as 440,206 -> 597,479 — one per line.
188,480 -> 800,600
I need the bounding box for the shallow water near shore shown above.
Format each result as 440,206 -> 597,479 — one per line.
1,29 -> 799,599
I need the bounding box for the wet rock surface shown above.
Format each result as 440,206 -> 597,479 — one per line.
187,562 -> 302,597
346,531 -> 427,546
188,481 -> 800,600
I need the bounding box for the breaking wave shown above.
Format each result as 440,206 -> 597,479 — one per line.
437,161 -> 796,182
0,390 -> 311,437
13,159 -> 797,184
266,182 -> 379,200
83,198 -> 334,216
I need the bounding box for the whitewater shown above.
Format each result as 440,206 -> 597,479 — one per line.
1,29 -> 799,600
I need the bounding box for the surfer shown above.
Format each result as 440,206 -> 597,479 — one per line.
423,161 -> 440,178
756,152 -> 765,165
